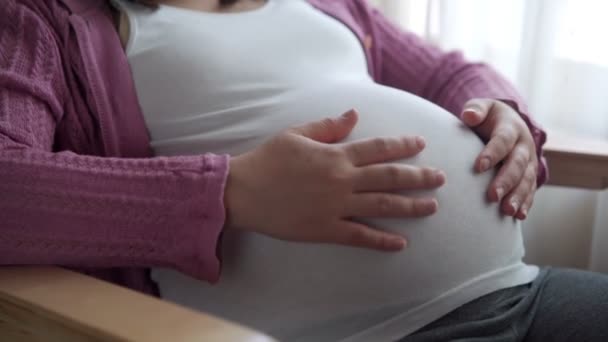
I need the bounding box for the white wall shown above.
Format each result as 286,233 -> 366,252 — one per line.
523,187 -> 599,270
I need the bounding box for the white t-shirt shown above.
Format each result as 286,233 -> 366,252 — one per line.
113,0 -> 539,341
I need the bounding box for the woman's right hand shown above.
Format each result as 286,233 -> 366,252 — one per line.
224,109 -> 446,252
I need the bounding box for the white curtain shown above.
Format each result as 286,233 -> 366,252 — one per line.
371,0 -> 608,272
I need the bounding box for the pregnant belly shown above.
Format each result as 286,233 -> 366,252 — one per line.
152,82 -> 528,337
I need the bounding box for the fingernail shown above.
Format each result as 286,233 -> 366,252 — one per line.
390,237 -> 407,250
479,158 -> 491,172
378,236 -> 407,251
463,107 -> 482,119
464,109 -> 480,117
435,170 -> 446,184
520,207 -> 528,219
511,199 -> 519,213
416,198 -> 438,215
427,198 -> 439,213
341,109 -> 356,120
496,187 -> 505,200
415,136 -> 426,149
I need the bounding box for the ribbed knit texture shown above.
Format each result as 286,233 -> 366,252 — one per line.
1,0 -> 547,295
1,0 -> 229,294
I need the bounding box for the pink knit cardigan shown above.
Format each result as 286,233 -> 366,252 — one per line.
0,0 -> 547,295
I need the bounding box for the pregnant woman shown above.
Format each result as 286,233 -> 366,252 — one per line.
3,0 -> 608,341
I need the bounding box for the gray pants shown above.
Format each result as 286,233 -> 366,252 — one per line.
400,267 -> 608,342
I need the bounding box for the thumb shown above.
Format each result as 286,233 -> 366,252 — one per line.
290,109 -> 358,143
461,99 -> 493,127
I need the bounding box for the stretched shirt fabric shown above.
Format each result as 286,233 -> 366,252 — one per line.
0,0 -> 548,295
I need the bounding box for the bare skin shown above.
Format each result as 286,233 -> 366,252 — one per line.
114,1 -> 267,50
129,0 -> 266,13
226,110 -> 445,251
462,99 -> 539,220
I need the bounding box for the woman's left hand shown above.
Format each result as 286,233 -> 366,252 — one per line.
461,99 -> 538,220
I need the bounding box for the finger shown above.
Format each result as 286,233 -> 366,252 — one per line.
488,143 -> 530,202
289,109 -> 358,143
516,181 -> 537,220
500,163 -> 537,217
344,193 -> 438,218
344,136 -> 426,167
476,125 -> 519,173
353,164 -> 446,192
330,220 -> 407,252
461,98 -> 494,127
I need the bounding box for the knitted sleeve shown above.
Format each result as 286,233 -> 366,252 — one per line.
0,0 -> 228,282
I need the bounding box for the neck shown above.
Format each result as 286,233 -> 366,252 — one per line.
158,0 -> 265,13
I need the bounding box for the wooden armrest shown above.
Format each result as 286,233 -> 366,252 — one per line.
0,267 -> 275,342
544,130 -> 608,190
